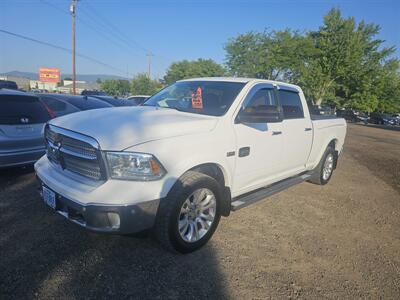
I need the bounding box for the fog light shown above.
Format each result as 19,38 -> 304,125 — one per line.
107,212 -> 120,229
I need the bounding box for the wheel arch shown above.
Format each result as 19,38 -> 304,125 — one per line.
326,139 -> 339,169
167,163 -> 232,217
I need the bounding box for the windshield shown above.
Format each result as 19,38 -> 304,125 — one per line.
144,81 -> 246,116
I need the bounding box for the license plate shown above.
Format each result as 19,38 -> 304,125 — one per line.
42,186 -> 56,209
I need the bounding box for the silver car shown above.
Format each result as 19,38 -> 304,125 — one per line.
0,89 -> 51,168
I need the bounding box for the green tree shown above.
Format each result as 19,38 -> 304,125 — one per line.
130,73 -> 162,95
224,8 -> 400,111
100,79 -> 130,97
303,8 -> 398,109
225,29 -> 313,81
164,59 -> 226,84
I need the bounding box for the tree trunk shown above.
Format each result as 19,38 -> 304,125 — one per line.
315,98 -> 323,107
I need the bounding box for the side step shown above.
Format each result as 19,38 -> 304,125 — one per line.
231,173 -> 312,211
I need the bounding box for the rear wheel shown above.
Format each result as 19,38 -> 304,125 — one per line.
308,146 -> 336,185
153,171 -> 221,253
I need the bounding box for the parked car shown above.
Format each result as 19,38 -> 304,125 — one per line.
90,95 -> 135,107
81,90 -> 108,96
337,109 -> 368,123
0,89 -> 51,168
35,78 -> 347,253
38,94 -> 113,115
0,80 -> 18,90
369,112 -> 397,125
127,95 -> 150,106
392,113 -> 400,125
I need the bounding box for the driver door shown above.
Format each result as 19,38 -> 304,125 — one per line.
232,84 -> 284,196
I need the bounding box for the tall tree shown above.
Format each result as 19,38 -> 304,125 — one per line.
225,29 -> 313,81
164,59 -> 225,84
130,73 -> 162,95
224,8 -> 400,111
303,8 -> 398,109
100,79 -> 130,97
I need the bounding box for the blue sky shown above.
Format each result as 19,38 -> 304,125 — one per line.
1,0 -> 399,79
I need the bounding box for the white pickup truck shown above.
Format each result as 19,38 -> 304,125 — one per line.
35,78 -> 347,253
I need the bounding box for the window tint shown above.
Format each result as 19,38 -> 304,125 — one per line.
279,90 -> 304,119
0,95 -> 50,124
40,96 -> 80,117
243,88 -> 278,114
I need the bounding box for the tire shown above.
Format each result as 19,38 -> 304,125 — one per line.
308,146 -> 336,185
153,171 -> 221,253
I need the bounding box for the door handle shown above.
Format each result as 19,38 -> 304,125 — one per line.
272,131 -> 282,135
304,128 -> 312,131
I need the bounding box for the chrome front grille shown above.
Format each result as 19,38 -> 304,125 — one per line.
45,125 -> 104,180
62,136 -> 97,159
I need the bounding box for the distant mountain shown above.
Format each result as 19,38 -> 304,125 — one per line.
0,71 -> 128,82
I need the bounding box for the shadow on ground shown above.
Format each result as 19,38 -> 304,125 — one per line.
0,168 -> 228,299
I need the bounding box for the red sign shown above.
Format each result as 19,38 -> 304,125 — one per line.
39,68 -> 61,83
191,87 -> 203,109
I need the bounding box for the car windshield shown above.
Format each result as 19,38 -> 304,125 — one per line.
143,81 -> 246,116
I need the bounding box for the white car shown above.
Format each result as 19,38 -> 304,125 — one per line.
35,77 -> 347,253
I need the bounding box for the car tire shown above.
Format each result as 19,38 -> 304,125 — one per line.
153,171 -> 221,254
308,146 -> 336,185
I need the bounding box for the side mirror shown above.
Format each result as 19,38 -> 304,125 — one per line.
236,110 -> 282,124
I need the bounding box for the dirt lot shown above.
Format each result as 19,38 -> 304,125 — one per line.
1,124 -> 399,299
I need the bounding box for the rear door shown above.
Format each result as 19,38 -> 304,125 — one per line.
0,94 -> 50,152
278,86 -> 313,176
232,83 -> 284,195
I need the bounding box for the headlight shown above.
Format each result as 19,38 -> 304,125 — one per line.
105,152 -> 166,181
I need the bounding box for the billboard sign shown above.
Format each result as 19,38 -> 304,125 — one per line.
39,68 -> 61,83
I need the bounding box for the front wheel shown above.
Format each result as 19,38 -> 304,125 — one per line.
153,171 -> 221,253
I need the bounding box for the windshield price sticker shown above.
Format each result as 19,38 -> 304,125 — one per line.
191,87 -> 203,109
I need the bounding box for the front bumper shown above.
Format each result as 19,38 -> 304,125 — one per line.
37,177 -> 160,234
0,148 -> 45,168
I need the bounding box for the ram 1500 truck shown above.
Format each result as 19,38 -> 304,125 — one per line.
35,78 -> 347,253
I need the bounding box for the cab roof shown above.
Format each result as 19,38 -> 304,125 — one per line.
178,77 -> 301,92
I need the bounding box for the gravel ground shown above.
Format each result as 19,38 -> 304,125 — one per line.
1,123 -> 399,299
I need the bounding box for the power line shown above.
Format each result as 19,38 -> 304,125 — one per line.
81,0 -> 149,53
0,29 -> 127,75
81,0 -> 173,63
38,0 -> 172,75
39,0 -> 142,59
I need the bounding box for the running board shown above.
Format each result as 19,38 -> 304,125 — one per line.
231,173 -> 312,211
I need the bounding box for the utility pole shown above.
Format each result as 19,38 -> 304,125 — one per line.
70,0 -> 78,95
147,51 -> 153,78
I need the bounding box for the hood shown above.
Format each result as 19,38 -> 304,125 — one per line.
49,106 -> 218,150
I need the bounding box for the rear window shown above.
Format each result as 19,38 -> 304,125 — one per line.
0,95 -> 50,124
39,96 -> 80,117
93,96 -> 134,107
0,81 -> 18,90
279,90 -> 304,119
65,96 -> 113,110
129,97 -> 148,105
